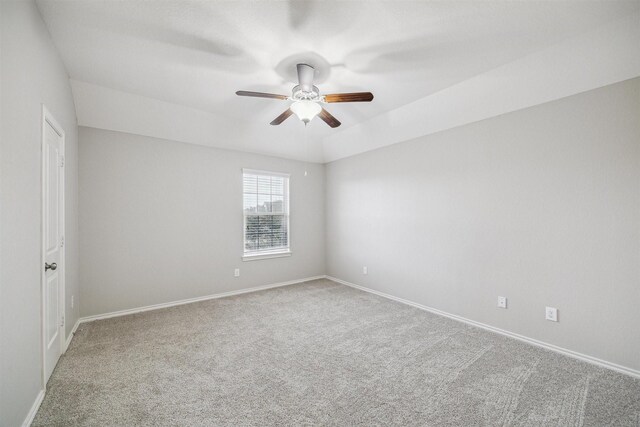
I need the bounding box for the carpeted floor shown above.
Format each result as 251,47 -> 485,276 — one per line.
34,279 -> 640,426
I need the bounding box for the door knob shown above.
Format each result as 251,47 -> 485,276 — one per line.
45,262 -> 57,271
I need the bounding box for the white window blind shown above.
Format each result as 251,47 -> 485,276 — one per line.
243,169 -> 290,258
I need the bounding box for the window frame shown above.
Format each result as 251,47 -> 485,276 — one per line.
242,168 -> 291,261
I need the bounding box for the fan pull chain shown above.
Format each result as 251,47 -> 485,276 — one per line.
304,122 -> 309,177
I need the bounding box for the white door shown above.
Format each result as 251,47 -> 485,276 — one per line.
42,108 -> 65,383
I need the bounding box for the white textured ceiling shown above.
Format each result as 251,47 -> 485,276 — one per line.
37,0 -> 640,162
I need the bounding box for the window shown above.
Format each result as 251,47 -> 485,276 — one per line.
243,169 -> 290,260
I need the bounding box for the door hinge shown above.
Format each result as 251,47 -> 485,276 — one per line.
60,315 -> 65,328
60,235 -> 65,248
60,155 -> 65,167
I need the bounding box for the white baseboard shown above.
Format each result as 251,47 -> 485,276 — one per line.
63,318 -> 80,352
78,276 -> 326,324
326,276 -> 640,380
22,389 -> 45,427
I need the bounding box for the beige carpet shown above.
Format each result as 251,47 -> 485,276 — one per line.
34,279 -> 640,426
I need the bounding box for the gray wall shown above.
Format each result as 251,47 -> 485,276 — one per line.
79,127 -> 325,317
0,1 -> 79,425
325,78 -> 640,371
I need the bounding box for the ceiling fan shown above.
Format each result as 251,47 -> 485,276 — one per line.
236,63 -> 374,128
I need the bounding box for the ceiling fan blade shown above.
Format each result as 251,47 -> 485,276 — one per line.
318,108 -> 341,128
296,63 -> 315,92
270,109 -> 294,125
236,91 -> 288,100
324,92 -> 374,103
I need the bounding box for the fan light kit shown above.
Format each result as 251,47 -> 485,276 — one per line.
290,101 -> 322,123
236,63 -> 374,128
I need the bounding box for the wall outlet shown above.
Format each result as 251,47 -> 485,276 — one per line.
545,306 -> 558,322
497,296 -> 507,309
363,266 -> 368,275
234,268 -> 240,277
71,295 -> 74,309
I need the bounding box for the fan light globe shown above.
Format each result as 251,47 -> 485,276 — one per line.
290,101 -> 322,123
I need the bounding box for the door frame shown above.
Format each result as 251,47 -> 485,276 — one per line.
40,104 -> 66,387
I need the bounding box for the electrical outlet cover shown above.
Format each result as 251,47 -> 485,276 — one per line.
498,296 -> 507,308
545,306 -> 558,322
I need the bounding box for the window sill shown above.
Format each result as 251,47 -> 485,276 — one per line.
242,250 -> 292,262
